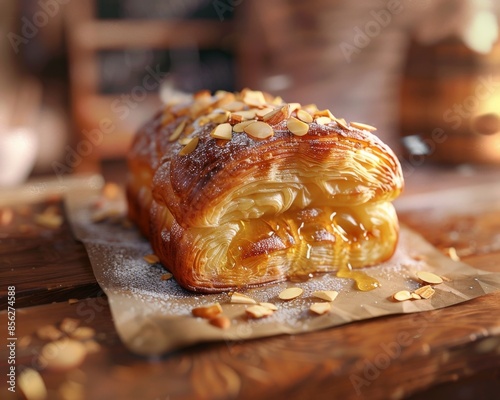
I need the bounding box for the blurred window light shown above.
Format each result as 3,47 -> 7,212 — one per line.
462,11 -> 498,54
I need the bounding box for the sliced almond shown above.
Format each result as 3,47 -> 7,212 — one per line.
179,137 -> 199,156
302,103 -> 318,114
310,302 -> 331,315
244,121 -> 274,139
315,116 -> 332,125
259,302 -> 278,311
169,121 -> 186,142
83,339 -> 101,354
272,96 -> 284,105
222,101 -> 245,112
210,123 -> 233,140
255,107 -> 275,118
230,292 -> 257,304
287,117 -> 310,136
34,213 -> 63,229
392,290 -> 412,302
263,105 -> 290,124
232,110 -> 257,122
314,109 -> 335,119
197,116 -> 211,126
143,254 -> 159,264
40,338 -> 87,371
334,117 -> 349,130
350,121 -> 377,132
241,89 -> 266,107
178,137 -> 192,145
209,315 -> 231,330
246,305 -> 274,319
161,272 -> 173,281
19,368 -> 48,400
312,290 -> 339,302
37,325 -> 63,341
279,287 -> 303,300
416,271 -> 443,285
414,285 -> 435,299
209,110 -> 230,124
60,318 -> 80,334
288,102 -> 301,113
70,327 -> 95,341
411,293 -> 422,300
297,109 -> 313,123
194,89 -> 211,100
192,303 -> 223,319
447,247 -> 460,262
233,120 -> 255,133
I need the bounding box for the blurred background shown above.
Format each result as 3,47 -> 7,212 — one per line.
1,0 -> 500,187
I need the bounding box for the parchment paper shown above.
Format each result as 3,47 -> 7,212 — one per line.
65,187 -> 500,356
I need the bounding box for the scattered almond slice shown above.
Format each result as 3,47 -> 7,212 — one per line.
192,303 -> 223,319
246,305 -> 274,319
83,339 -> 101,354
279,287 -> 303,300
70,327 -> 95,341
209,110 -> 230,124
296,109 -> 313,123
310,302 -> 331,315
179,137 -> 199,156
447,247 -> 460,262
222,101 -> 245,112
169,121 -> 186,142
37,325 -> 63,341
161,272 -> 173,281
209,315 -> 231,329
414,285 -> 435,299
287,117 -> 309,136
230,292 -> 257,304
210,123 -> 233,140
411,293 -> 422,300
60,318 -> 80,334
416,271 -> 443,285
312,290 -> 339,302
255,107 -> 275,118
315,116 -> 332,125
34,213 -> 63,229
40,339 -> 87,371
244,121 -> 274,139
350,121 -> 377,132
314,109 -> 335,119
259,302 -> 278,311
178,137 -> 192,145
288,102 -> 301,113
143,254 -> 159,264
19,368 -> 48,400
232,110 -> 257,122
334,117 -> 349,130
263,105 -> 290,124
393,290 -> 412,302
441,275 -> 452,282
242,89 -> 266,107
233,120 -> 255,133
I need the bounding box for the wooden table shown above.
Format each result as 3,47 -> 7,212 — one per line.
1,165 -> 500,400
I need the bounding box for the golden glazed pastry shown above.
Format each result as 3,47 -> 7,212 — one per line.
127,89 -> 404,292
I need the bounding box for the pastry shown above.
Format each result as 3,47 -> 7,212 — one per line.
126,89 -> 404,292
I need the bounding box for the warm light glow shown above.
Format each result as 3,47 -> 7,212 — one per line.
462,11 -> 498,54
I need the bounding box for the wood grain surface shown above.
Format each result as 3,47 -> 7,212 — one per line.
1,169 -> 500,400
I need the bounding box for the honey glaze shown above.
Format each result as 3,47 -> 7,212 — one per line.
226,205 -> 394,290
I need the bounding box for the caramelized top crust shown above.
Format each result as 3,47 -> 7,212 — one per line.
128,89 -> 404,229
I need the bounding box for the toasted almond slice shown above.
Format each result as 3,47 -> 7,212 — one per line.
161,272 -> 173,281
143,254 -> 159,264
34,213 -> 63,229
263,105 -> 290,124
335,117 -> 349,129
70,327 -> 96,341
302,103 -> 318,114
414,285 -> 435,299
244,121 -> 274,139
209,315 -> 231,329
40,338 -> 87,371
259,302 -> 278,311
209,110 -> 230,124
194,89 -> 211,100
242,89 -> 266,107
178,137 -> 192,145
310,302 -> 331,315
312,290 -> 339,302
272,96 -> 284,105
297,109 -> 313,123
279,287 -> 303,300
447,247 -> 460,262
197,116 -> 211,126
287,117 -> 310,136
315,116 -> 332,125
19,368 -> 48,400
232,110 -> 257,121
60,318 -> 80,334
211,123 -> 233,140
393,290 -> 412,302
411,293 -> 422,300
37,325 -> 63,341
288,102 -> 301,113
233,120 -> 255,133
83,339 -> 101,354
416,271 -> 443,285
230,292 -> 257,304
255,107 -> 275,118
169,121 -> 186,142
314,109 -> 335,119
246,305 -> 274,319
222,101 -> 246,112
179,137 -> 199,156
350,121 -> 377,131
192,303 -> 223,319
